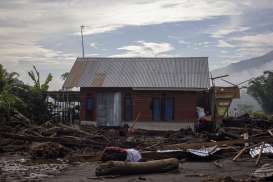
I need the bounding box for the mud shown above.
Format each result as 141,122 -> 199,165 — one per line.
46,157 -> 273,182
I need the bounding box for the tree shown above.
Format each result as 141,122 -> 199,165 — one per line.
0,64 -> 54,123
0,64 -> 24,120
247,71 -> 273,113
28,65 -> 53,92
25,65 -> 53,122
61,72 -> 69,81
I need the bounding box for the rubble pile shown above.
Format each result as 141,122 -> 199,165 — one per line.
0,112 -> 273,180
30,142 -> 70,159
223,113 -> 273,129
0,158 -> 68,181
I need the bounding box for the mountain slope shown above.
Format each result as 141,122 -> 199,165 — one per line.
211,50 -> 273,112
212,50 -> 273,86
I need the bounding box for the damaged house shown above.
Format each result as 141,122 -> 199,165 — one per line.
63,57 -> 210,127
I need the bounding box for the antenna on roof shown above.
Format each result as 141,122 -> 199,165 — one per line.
221,78 -> 254,89
80,25 -> 86,58
210,73 -> 229,87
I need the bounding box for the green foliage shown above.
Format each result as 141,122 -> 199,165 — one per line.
247,71 -> 273,114
26,65 -> 53,122
0,64 -> 25,119
250,112 -> 269,120
0,64 -> 53,123
12,84 -> 49,122
28,65 -> 53,92
61,72 -> 69,81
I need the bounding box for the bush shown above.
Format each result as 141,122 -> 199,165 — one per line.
250,112 -> 268,120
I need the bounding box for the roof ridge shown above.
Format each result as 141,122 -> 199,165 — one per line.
76,57 -> 208,62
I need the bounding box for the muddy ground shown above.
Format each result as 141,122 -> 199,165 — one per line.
1,153 -> 272,182
1,114 -> 273,182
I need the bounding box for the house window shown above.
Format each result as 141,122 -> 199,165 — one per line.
151,96 -> 175,121
124,94 -> 133,121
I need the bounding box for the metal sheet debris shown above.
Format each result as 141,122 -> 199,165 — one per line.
157,145 -> 221,157
187,145 -> 221,157
249,143 -> 273,158
157,150 -> 184,153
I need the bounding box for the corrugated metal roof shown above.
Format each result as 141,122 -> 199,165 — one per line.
63,57 -> 210,90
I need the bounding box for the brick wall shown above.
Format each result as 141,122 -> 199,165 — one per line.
80,87 -> 208,122
132,91 -> 200,122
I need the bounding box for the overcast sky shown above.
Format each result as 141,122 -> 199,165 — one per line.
0,0 -> 273,90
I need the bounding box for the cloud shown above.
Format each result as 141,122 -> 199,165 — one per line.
112,41 -> 174,57
217,40 -> 234,48
90,43 -> 97,49
178,40 -> 188,45
231,32 -> 273,47
0,0 -> 273,89
0,0 -> 244,62
212,26 -> 250,38
76,0 -> 245,35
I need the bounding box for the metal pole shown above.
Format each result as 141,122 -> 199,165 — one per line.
80,25 -> 85,58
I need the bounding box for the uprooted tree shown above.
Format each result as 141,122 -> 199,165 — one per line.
247,71 -> 273,114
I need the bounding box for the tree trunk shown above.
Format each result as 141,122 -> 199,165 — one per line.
95,158 -> 179,176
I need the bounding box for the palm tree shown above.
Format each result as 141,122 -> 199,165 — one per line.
26,65 -> 53,122
28,65 -> 53,92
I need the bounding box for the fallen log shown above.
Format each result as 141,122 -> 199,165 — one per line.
95,158 -> 179,176
0,132 -> 104,148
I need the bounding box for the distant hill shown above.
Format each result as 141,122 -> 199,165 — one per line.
212,50 -> 273,112
212,50 -> 273,85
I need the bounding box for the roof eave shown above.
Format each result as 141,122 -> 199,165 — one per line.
132,87 -> 209,91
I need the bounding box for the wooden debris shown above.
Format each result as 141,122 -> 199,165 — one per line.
213,160 -> 223,168
0,132 -> 104,148
30,142 -> 69,159
256,142 -> 265,166
267,129 -> 273,137
232,147 -> 247,161
95,158 -> 179,176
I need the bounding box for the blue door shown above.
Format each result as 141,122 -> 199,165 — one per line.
85,96 -> 94,121
124,95 -> 133,121
152,98 -> 161,121
164,97 -> 174,121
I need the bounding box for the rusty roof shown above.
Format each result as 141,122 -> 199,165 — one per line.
63,57 -> 210,90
